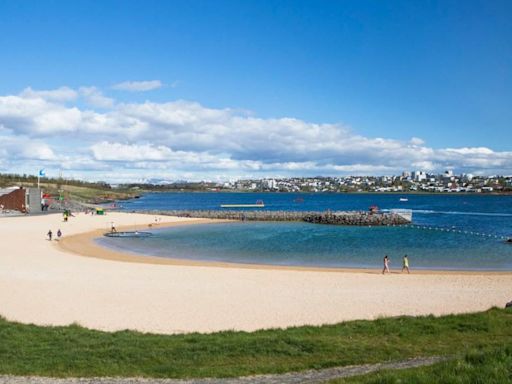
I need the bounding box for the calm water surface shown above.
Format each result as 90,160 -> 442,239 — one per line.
97,193 -> 512,270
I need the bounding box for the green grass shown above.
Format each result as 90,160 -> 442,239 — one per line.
53,183 -> 137,203
0,308 -> 511,378
0,174 -> 138,204
331,346 -> 512,383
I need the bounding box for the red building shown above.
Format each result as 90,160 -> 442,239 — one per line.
0,187 -> 42,213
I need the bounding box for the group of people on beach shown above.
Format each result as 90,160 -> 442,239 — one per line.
382,254 -> 410,274
47,229 -> 62,241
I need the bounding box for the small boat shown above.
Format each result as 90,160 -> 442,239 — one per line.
399,197 -> 408,202
221,200 -> 264,208
104,231 -> 153,238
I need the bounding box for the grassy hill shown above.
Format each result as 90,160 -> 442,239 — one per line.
0,173 -> 138,204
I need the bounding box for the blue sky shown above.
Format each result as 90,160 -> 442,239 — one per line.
0,0 -> 511,181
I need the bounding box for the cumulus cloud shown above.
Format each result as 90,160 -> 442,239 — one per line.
0,86 -> 511,181
92,142 -> 174,161
410,137 -> 425,146
0,135 -> 56,161
0,95 -> 82,135
411,161 -> 436,171
20,86 -> 78,102
111,80 -> 163,92
79,86 -> 115,108
91,142 -> 263,171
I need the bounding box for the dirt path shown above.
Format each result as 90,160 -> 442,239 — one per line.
0,356 -> 448,383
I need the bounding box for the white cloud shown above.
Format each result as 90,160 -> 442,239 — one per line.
410,137 -> 425,146
411,161 -> 436,171
442,147 -> 494,156
20,86 -> 78,102
79,86 -> 114,108
0,135 -> 56,161
0,95 -> 82,135
90,142 -> 263,172
92,142 -> 174,161
20,142 -> 56,160
1,86 -> 511,181
111,80 -> 163,92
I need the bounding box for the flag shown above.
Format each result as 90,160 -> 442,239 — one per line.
39,169 -> 46,177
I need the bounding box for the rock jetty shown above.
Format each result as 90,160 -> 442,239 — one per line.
148,210 -> 411,226
302,211 -> 410,226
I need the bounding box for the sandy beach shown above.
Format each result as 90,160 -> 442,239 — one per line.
0,212 -> 511,334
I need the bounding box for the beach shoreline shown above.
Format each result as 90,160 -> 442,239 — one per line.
60,220 -> 512,275
1,211 -> 511,334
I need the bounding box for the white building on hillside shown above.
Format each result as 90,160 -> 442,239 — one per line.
412,171 -> 427,181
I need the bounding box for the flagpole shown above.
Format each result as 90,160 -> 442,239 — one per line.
38,169 -> 46,190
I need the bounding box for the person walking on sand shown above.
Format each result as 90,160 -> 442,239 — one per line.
47,229 -> 52,241
111,221 -> 117,233
402,254 -> 410,274
382,255 -> 390,274
57,229 -> 62,241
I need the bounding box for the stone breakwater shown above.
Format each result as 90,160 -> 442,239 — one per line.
146,210 -> 411,226
302,211 -> 410,226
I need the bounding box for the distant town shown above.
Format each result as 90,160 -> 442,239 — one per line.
1,171 -> 512,196
1,170 -> 511,215
219,171 -> 512,193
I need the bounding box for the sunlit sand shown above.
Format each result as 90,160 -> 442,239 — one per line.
0,212 -> 510,334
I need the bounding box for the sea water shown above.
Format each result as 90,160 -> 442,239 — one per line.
96,193 -> 512,270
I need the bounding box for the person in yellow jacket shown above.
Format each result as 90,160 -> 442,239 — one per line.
402,255 -> 410,274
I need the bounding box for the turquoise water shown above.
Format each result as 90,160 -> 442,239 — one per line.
101,192 -> 512,270
120,192 -> 512,237
97,221 -> 512,271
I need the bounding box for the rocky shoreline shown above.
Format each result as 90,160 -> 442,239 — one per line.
145,210 -> 411,226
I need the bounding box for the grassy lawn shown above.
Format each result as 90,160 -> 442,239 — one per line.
0,308 -> 510,378
332,346 -> 512,383
40,183 -> 138,203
